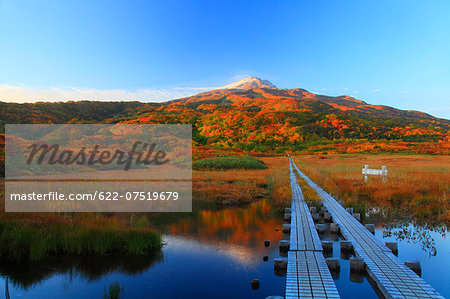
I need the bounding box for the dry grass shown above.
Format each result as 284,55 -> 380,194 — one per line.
293,154 -> 450,225
267,168 -> 292,207
193,156 -> 288,183
192,156 -> 291,206
0,157 -> 292,243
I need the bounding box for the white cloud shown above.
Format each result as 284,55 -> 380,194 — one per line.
0,84 -> 216,103
372,89 -> 381,93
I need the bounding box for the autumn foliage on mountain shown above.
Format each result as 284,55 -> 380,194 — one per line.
1,78 -> 449,156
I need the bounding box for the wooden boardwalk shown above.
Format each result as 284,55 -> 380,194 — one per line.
287,251 -> 340,299
290,158 -> 444,299
286,158 -> 340,299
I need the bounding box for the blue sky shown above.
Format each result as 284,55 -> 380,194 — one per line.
1,0 -> 449,118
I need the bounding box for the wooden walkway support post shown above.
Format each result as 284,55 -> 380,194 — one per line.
385,242 -> 398,254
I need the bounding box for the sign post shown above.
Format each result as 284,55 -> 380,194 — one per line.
362,165 -> 388,182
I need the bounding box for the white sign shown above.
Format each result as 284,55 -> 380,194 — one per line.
362,165 -> 388,176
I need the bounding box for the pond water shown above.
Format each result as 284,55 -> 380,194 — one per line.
0,199 -> 448,298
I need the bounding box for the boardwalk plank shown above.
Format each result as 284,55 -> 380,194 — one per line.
286,159 -> 340,298
290,158 -> 444,299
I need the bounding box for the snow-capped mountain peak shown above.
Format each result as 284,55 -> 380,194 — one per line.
221,77 -> 277,90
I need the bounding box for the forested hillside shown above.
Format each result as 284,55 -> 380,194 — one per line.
1,86 -> 449,155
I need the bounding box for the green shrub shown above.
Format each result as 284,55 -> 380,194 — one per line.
192,155 -> 268,170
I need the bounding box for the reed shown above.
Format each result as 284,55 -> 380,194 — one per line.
103,281 -> 123,299
266,169 -> 291,207
0,215 -> 161,262
293,154 -> 449,225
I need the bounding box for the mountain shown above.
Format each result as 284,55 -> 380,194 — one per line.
155,80 -> 450,154
1,78 -> 449,155
167,83 -> 442,124
221,77 -> 277,90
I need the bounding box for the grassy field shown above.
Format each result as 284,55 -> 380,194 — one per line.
0,156 -> 291,261
192,156 -> 290,206
2,153 -> 447,262
293,154 -> 449,225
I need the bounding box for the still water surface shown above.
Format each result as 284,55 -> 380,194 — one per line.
0,199 -> 448,298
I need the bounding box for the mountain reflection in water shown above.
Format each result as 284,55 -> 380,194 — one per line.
167,199 -> 282,265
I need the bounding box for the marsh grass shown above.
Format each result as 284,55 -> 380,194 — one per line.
192,180 -> 266,205
0,156 -> 291,261
293,154 -> 450,225
192,156 -> 289,206
0,214 -> 161,262
129,214 -> 149,228
103,281 -> 123,299
267,169 -> 291,215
